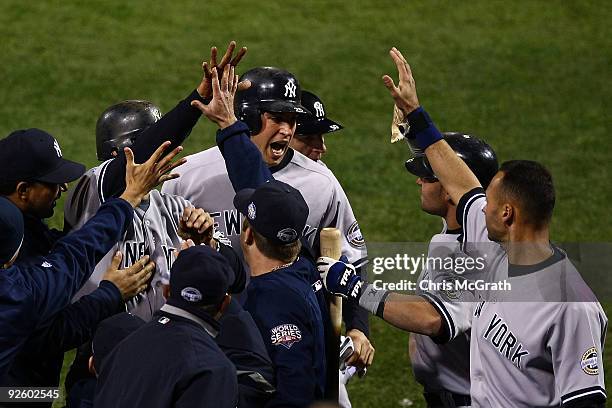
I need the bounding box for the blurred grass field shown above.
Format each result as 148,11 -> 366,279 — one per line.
1,1 -> 610,406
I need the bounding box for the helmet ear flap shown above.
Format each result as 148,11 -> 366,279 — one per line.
236,105 -> 262,135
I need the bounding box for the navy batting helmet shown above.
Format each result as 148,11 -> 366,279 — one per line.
296,90 -> 343,136
95,100 -> 162,161
234,67 -> 311,135
405,132 -> 499,188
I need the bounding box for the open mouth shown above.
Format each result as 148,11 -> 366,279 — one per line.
269,140 -> 289,160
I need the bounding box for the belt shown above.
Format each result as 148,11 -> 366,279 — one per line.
424,391 -> 471,408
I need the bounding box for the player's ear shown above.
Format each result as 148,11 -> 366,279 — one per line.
15,181 -> 31,201
502,203 -> 514,226
162,284 -> 171,300
244,225 -> 255,246
216,294 -> 231,319
88,356 -> 97,377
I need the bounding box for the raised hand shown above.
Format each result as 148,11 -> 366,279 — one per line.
120,141 -> 186,208
191,65 -> 248,129
197,41 -> 248,99
102,252 -> 155,300
382,47 -> 420,116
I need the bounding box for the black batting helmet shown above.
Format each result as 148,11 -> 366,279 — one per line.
296,90 -> 343,136
405,132 -> 499,188
235,67 -> 311,135
95,100 -> 162,161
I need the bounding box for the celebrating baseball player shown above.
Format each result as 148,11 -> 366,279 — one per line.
290,90 -> 343,162
318,47 -> 607,408
189,63 -> 331,407
403,131 -> 499,408
162,65 -> 374,389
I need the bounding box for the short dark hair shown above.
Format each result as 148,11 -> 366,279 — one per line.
498,160 -> 555,228
243,219 -> 301,263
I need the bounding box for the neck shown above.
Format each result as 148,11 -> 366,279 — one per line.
503,225 -> 552,265
248,254 -> 294,277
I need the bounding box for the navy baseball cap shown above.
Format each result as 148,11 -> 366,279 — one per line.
296,91 -> 343,136
0,197 -> 24,265
92,313 -> 145,371
0,129 -> 86,184
233,180 -> 309,245
166,245 -> 233,320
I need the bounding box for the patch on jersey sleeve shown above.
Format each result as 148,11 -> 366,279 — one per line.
580,347 -> 599,375
270,323 -> 302,349
346,221 -> 365,248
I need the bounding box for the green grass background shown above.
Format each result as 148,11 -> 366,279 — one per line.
0,1 -> 610,406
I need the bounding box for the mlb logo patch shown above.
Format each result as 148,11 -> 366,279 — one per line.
270,323 -> 302,349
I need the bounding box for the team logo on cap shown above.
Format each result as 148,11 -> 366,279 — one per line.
53,139 -> 62,157
581,347 -> 599,375
313,101 -> 325,118
181,287 -> 202,303
248,203 -> 256,220
346,221 -> 365,248
277,228 -> 298,242
270,323 -> 302,349
284,80 -> 297,98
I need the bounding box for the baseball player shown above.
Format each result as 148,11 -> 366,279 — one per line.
64,42 -> 247,319
405,132 -> 498,408
162,66 -> 374,380
319,47 -> 607,407
290,90 -> 343,162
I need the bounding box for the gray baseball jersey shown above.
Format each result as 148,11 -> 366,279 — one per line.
410,223 -> 472,396
442,188 -> 608,407
64,159 -> 190,320
161,147 -> 368,268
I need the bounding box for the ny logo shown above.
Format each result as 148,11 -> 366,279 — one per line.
53,139 -> 62,157
313,101 -> 325,117
284,80 -> 297,98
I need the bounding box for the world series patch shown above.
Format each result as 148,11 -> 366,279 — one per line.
270,323 -> 302,349
346,221 -> 365,248
580,347 -> 599,375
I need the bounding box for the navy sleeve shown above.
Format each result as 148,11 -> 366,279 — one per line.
248,288 -> 318,408
31,198 -> 133,322
102,90 -> 207,199
215,121 -> 273,191
218,242 -> 247,294
42,280 -> 124,351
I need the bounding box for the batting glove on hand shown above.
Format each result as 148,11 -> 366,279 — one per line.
317,255 -> 364,300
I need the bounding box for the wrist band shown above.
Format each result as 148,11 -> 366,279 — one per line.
406,107 -> 443,150
358,283 -> 390,318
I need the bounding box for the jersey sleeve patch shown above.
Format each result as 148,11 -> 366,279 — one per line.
270,323 -> 302,349
346,221 -> 365,248
580,346 -> 600,376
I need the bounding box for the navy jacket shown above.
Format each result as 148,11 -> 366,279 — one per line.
94,309 -> 238,408
245,258 -> 327,408
0,198 -> 133,379
5,281 -> 123,393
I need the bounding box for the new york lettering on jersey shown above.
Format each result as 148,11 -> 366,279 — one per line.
162,147 -> 368,267
65,160 -> 189,320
